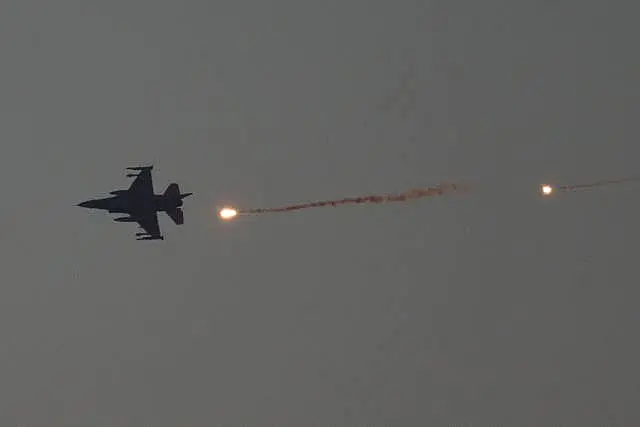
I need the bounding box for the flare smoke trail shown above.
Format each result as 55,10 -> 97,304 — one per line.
234,182 -> 467,216
558,176 -> 640,191
542,176 -> 640,195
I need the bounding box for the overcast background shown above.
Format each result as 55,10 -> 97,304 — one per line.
1,1 -> 639,425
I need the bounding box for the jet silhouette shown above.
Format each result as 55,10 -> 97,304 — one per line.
77,166 -> 192,240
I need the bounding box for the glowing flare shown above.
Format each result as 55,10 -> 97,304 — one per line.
219,207 -> 237,220
541,185 -> 553,195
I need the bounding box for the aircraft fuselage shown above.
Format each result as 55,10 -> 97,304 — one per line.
78,193 -> 186,214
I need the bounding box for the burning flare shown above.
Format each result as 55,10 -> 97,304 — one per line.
219,207 -> 237,220
541,176 -> 640,195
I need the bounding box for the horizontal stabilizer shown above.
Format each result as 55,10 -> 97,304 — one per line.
166,208 -> 184,225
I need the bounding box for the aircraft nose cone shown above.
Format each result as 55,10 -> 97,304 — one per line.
77,201 -> 91,208
181,192 -> 193,199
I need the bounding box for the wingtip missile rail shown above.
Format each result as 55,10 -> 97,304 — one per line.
136,235 -> 164,241
127,165 -> 153,171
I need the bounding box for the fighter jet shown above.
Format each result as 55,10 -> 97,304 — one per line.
77,165 -> 192,240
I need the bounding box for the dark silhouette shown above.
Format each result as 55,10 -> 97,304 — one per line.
77,166 -> 192,240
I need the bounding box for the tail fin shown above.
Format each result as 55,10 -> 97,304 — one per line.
166,207 -> 184,225
163,183 -> 180,198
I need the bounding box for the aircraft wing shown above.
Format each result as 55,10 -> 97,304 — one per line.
135,211 -> 162,239
127,168 -> 154,197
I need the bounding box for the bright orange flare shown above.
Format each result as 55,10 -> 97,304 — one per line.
541,185 -> 553,195
219,208 -> 238,220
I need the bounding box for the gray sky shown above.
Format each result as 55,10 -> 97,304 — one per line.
1,1 -> 639,425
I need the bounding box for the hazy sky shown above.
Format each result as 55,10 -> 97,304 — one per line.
1,1 -> 639,425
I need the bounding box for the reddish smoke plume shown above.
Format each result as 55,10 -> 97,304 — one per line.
236,182 -> 467,215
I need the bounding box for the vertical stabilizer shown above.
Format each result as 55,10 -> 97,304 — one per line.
163,183 -> 180,198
